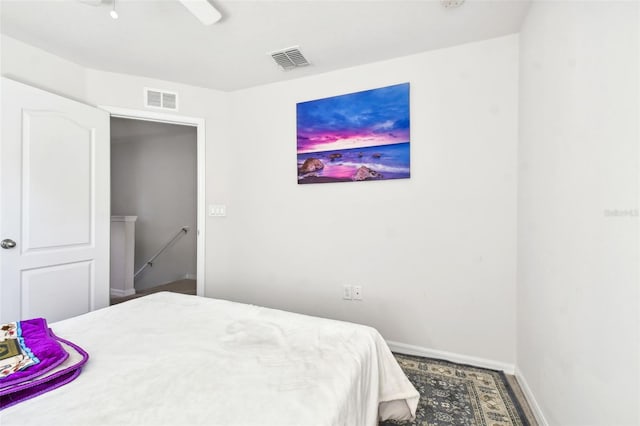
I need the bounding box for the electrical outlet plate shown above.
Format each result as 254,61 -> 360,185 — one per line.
343,285 -> 353,300
208,204 -> 227,217
353,285 -> 362,300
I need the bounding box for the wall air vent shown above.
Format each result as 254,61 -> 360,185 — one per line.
144,88 -> 179,111
270,46 -> 310,71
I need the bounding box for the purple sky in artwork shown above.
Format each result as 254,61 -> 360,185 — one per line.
297,83 -> 410,154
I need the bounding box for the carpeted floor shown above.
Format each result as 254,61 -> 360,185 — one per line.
110,279 -> 196,305
381,353 -> 537,426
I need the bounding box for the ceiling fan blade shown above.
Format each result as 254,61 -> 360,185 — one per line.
177,0 -> 222,25
77,0 -> 105,5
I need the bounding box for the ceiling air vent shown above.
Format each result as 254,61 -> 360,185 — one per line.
270,46 -> 310,71
144,88 -> 179,111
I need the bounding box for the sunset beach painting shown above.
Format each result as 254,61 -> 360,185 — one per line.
297,83 -> 410,184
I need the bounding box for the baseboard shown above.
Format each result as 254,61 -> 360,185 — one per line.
386,340 -> 515,375
110,288 -> 136,298
183,274 -> 196,280
515,366 -> 549,426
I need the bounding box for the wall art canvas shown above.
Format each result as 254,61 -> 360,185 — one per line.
297,83 -> 410,184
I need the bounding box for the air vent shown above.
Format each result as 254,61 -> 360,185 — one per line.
144,88 -> 179,111
270,46 -> 310,71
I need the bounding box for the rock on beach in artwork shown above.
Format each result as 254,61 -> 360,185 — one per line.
353,166 -> 383,181
298,158 -> 325,174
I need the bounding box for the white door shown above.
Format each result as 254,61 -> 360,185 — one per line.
0,78 -> 110,323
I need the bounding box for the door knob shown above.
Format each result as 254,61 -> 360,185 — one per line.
1,239 -> 16,249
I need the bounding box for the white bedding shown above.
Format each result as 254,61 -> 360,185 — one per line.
1,292 -> 419,425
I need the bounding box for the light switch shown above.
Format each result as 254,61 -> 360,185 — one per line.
209,204 -> 227,217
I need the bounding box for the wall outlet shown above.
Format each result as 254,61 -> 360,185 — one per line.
343,285 -> 353,300
353,285 -> 363,301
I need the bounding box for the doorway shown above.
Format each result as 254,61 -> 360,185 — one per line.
103,107 -> 206,302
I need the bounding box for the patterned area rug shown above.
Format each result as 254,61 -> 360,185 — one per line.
381,353 -> 535,426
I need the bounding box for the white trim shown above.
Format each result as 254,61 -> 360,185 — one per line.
637,7 -> 640,426
100,105 -> 206,298
110,215 -> 137,223
110,287 -> 136,298
515,367 -> 549,426
386,340 -> 515,375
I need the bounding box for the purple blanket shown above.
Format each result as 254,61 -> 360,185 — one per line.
0,319 -> 88,410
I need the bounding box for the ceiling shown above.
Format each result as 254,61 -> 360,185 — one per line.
110,116 -> 195,143
0,0 -> 531,92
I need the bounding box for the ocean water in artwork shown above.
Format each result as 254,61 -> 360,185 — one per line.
297,142 -> 410,183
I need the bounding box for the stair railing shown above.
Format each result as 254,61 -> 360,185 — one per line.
134,226 -> 189,279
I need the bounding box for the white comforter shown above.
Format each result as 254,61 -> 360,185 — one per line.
1,292 -> 419,426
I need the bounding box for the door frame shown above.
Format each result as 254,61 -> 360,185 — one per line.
101,106 -> 206,297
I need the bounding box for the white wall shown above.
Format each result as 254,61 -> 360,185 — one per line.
1,35 -> 86,102
208,35 -> 519,365
111,118 -> 197,291
518,2 -> 639,425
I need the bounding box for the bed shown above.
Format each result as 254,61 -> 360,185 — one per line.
0,292 -> 419,425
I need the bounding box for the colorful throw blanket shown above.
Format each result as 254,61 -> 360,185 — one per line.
0,318 -> 88,410
0,321 -> 40,378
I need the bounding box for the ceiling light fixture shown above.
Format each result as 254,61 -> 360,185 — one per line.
110,0 -> 118,19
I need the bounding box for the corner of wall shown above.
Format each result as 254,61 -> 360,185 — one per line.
514,367 -> 548,426
0,34 -> 88,103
